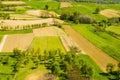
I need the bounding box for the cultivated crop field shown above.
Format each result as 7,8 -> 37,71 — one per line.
30,36 -> 65,53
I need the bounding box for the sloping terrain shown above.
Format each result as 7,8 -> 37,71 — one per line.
63,25 -> 118,71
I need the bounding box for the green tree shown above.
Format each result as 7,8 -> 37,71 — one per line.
45,5 -> 49,10
106,63 -> 115,74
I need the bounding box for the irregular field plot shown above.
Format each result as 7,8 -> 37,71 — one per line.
100,9 -> 120,18
30,37 -> 65,53
10,14 -> 41,20
106,26 -> 120,34
60,2 -> 72,8
2,33 -> 34,52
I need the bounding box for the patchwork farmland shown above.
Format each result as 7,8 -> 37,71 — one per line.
0,0 -> 120,80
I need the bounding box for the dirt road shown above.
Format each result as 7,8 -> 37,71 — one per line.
63,25 -> 118,71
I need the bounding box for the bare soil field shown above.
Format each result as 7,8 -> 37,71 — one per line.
1,1 -> 25,5
63,25 -> 118,71
33,26 -> 80,52
26,10 -> 60,18
25,71 -> 56,80
100,9 -> 120,18
60,2 -> 72,8
2,33 -> 34,52
10,14 -> 41,20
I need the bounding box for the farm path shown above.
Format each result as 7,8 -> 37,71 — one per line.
63,25 -> 118,71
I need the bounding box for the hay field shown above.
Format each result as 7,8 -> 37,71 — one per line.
26,10 -> 60,18
2,33 -> 34,52
60,2 -> 72,8
100,9 -> 120,18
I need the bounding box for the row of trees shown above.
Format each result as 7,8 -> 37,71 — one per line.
0,23 -> 48,31
0,48 -> 94,80
60,11 -> 95,24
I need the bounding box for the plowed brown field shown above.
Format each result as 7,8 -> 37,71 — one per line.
63,25 -> 118,71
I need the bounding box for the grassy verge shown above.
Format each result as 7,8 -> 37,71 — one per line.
0,30 -> 33,35
30,36 -> 65,53
71,23 -> 120,61
0,35 -> 3,42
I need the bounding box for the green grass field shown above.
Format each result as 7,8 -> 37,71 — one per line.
25,1 -> 60,11
106,26 -> 120,34
71,23 -> 120,61
30,36 -> 65,53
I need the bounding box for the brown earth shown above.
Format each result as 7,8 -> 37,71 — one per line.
26,10 -> 60,18
63,25 -> 118,71
100,9 -> 120,18
2,33 -> 34,52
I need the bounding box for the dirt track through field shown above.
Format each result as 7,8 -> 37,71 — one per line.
63,25 -> 118,71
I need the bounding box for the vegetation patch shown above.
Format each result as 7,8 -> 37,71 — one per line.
71,23 -> 120,61
30,36 -> 65,53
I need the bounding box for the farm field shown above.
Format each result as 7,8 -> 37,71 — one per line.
106,26 -> 120,34
63,25 -> 118,71
0,0 -> 120,80
2,33 -> 34,52
30,36 -> 65,53
71,24 -> 120,61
